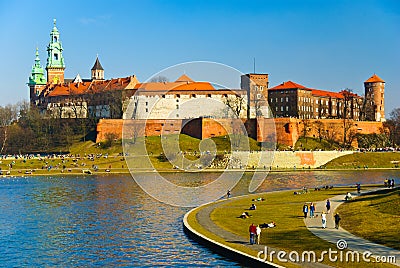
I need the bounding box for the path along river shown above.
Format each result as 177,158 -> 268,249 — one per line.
0,170 -> 398,266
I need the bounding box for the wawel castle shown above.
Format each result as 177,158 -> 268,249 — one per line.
28,20 -> 386,146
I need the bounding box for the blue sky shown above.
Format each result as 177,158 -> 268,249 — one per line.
0,0 -> 399,116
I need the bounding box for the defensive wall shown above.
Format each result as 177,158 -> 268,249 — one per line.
97,118 -> 383,148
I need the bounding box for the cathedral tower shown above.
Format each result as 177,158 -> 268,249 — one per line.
364,74 -> 385,122
46,19 -> 65,84
91,56 -> 104,80
28,48 -> 46,102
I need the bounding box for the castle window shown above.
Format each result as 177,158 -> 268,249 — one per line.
176,105 -> 179,109
54,53 -> 59,60
281,98 -> 283,102
286,97 -> 288,102
162,95 -> 165,98
260,86 -> 264,91
207,94 -> 211,98
176,99 -> 179,102
191,94 -> 196,98
270,98 -> 273,103
286,106 -> 289,111
145,102 -> 148,106
281,106 -> 283,111
275,107 -> 278,111
175,94 -> 180,98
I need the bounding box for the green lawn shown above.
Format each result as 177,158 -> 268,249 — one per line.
186,186 -> 395,267
338,188 -> 400,250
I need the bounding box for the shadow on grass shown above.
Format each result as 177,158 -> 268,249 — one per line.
264,229 -> 333,252
362,230 -> 400,251
226,240 -> 249,245
347,188 -> 399,204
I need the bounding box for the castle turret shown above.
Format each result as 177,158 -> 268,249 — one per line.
364,74 -> 385,122
46,19 -> 65,84
28,48 -> 46,102
91,56 -> 104,80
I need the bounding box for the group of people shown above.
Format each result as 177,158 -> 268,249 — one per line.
302,199 -> 341,229
384,179 -> 395,188
302,202 -> 316,218
248,223 -> 262,245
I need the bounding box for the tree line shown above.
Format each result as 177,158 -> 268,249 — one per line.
0,101 -> 97,154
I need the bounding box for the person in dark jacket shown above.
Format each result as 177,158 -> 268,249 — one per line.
334,213 -> 341,229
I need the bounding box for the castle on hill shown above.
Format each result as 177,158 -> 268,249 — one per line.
28,20 -> 386,146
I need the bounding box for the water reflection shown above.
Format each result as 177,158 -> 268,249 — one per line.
0,171 -> 398,267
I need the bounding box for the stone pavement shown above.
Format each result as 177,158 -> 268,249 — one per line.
303,188 -> 400,266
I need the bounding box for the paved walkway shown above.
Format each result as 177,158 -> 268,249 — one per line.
304,187 -> 400,266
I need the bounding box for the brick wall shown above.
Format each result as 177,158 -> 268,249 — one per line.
97,118 -> 384,148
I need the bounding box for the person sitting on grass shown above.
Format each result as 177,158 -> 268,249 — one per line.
344,192 -> 352,201
260,222 -> 276,228
239,212 -> 250,219
249,204 -> 256,210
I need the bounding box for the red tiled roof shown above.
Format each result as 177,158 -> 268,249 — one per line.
365,74 -> 385,83
269,81 -> 310,91
175,74 -> 194,82
311,89 -> 344,99
45,76 -> 136,97
135,81 -> 215,91
135,74 -> 215,91
270,80 -> 361,99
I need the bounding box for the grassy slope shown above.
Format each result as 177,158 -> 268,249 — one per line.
324,152 -> 400,169
294,137 -> 340,151
337,188 -> 400,250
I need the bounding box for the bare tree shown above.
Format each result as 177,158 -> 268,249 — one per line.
0,104 -> 18,154
223,95 -> 246,118
301,118 -> 311,143
385,108 -> 400,146
313,120 -> 325,142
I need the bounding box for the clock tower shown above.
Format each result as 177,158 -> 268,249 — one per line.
46,19 -> 65,84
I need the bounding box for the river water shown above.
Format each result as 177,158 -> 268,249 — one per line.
0,170 -> 398,267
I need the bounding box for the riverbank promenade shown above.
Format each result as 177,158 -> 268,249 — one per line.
184,187 -> 399,267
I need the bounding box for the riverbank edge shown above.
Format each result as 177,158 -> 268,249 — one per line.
2,166 -> 400,178
183,198 -> 284,268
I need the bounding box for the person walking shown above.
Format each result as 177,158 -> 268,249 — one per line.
309,202 -> 315,218
326,199 -> 331,214
334,212 -> 341,229
302,203 -> 308,218
249,223 -> 257,245
321,211 -> 327,229
357,183 -> 361,194
227,190 -> 231,198
256,225 -> 262,245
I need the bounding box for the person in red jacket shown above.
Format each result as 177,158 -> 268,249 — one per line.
249,223 -> 257,244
